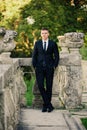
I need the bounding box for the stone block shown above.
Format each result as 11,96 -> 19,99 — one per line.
19,58 -> 32,66
52,95 -> 63,108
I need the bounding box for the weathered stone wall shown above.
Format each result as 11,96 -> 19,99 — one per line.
0,59 -> 26,130
81,60 -> 87,92
81,60 -> 87,106
0,28 -> 26,130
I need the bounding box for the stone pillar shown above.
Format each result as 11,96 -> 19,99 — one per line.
81,60 -> 87,106
58,32 -> 84,109
81,60 -> 87,92
51,36 -> 70,108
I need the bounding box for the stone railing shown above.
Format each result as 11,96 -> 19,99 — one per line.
0,59 -> 27,130
0,28 -> 26,130
57,32 -> 84,109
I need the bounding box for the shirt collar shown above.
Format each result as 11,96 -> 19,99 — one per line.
42,39 -> 49,43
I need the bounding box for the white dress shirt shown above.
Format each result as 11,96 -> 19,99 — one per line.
42,39 -> 49,51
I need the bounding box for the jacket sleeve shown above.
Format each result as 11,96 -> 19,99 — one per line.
53,42 -> 60,68
32,42 -> 38,68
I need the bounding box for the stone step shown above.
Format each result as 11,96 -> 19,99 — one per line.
82,92 -> 87,103
17,109 -> 85,130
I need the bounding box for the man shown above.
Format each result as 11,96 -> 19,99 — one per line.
32,28 -> 59,112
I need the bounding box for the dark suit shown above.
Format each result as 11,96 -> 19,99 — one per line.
32,39 -> 59,107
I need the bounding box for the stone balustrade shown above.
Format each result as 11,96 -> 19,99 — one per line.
0,58 -> 27,130
0,57 -> 87,130
56,32 -> 84,109
0,28 -> 26,130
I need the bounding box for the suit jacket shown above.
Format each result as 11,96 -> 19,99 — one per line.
32,39 -> 59,69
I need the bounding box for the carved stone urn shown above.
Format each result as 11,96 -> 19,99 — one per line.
0,27 -> 17,63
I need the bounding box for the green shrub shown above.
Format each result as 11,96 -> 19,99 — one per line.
81,118 -> 87,129
80,45 -> 87,60
24,75 -> 35,106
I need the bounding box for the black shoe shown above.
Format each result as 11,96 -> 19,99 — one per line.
42,105 -> 47,112
47,104 -> 54,112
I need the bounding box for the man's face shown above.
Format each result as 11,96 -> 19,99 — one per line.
41,30 -> 49,41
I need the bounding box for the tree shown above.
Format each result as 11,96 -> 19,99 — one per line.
20,0 -> 66,41
0,0 -> 87,57
19,0 -> 86,40
0,0 -> 30,28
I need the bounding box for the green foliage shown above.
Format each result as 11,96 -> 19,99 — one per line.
80,45 -> 87,60
20,0 -> 66,42
80,33 -> 87,60
22,66 -> 35,106
19,0 -> 87,43
24,75 -> 35,106
0,0 -> 32,57
0,0 -> 30,28
11,20 -> 34,57
0,0 -> 87,58
81,118 -> 87,129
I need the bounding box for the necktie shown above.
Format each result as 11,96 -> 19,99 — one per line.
44,42 -> 46,51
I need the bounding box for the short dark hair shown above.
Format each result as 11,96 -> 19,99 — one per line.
41,27 -> 49,31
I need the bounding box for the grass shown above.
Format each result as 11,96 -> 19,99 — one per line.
24,75 -> 35,106
81,118 -> 87,129
80,45 -> 87,60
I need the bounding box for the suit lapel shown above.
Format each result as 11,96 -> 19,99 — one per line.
39,40 -> 43,51
46,40 -> 50,51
